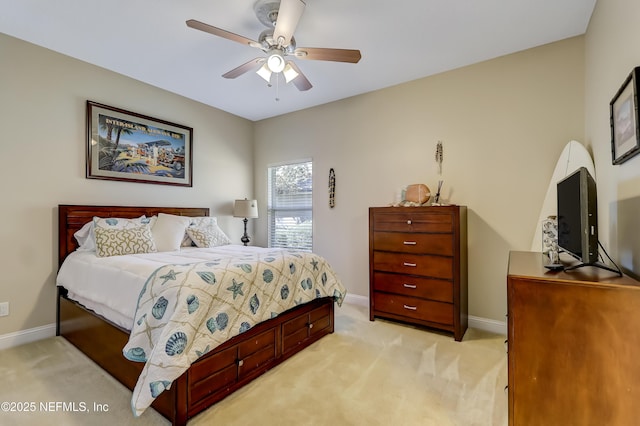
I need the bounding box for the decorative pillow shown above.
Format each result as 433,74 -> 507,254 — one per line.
94,225 -> 157,257
152,213 -> 191,252
181,216 -> 218,246
186,223 -> 232,248
93,215 -> 152,230
76,216 -> 150,252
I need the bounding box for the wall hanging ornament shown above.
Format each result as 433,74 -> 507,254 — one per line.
328,168 -> 336,208
435,140 -> 443,175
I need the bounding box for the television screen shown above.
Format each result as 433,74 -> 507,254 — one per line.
557,167 -> 598,264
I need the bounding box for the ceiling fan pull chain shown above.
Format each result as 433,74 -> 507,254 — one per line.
275,73 -> 280,102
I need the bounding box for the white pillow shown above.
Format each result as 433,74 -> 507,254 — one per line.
95,225 -> 157,257
74,221 -> 96,252
186,223 -> 232,248
152,213 -> 191,252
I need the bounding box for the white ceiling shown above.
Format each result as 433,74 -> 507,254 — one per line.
0,0 -> 596,121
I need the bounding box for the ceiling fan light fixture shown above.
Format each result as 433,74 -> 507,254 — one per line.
283,62 -> 299,82
187,0 -> 360,94
256,63 -> 272,82
266,52 -> 286,73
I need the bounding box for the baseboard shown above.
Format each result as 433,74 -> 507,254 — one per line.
0,323 -> 57,351
468,315 -> 507,335
343,293 -> 368,307
344,294 -> 507,335
0,302 -> 504,352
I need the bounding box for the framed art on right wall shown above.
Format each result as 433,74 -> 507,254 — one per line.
611,67 -> 640,165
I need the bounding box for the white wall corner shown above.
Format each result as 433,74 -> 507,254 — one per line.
0,323 -> 56,351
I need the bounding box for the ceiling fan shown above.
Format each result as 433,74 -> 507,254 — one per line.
186,0 -> 361,91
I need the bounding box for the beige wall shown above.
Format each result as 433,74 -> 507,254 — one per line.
0,34 -> 254,336
254,36 -> 585,322
0,21 -> 599,337
585,0 -> 640,278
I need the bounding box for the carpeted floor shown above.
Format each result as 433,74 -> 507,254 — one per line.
0,303 -> 507,425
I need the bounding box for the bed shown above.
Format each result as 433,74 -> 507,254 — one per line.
56,204 -> 345,425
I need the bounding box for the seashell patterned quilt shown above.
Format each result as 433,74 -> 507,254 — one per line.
123,248 -> 346,416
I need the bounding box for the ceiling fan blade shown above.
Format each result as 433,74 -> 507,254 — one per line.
222,58 -> 265,79
273,0 -> 306,47
186,19 -> 262,49
287,61 -> 312,91
294,47 -> 361,63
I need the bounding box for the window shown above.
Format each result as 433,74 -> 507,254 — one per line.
267,160 -> 312,251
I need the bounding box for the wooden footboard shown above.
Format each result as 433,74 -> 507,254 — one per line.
58,289 -> 335,425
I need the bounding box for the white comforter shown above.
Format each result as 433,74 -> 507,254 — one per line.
56,245 -> 282,330
56,245 -> 347,416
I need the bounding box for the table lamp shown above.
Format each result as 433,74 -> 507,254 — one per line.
233,198 -> 258,246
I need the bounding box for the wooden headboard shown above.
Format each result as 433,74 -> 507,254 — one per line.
58,204 -> 209,267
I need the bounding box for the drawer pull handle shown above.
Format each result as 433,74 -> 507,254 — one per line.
403,304 -> 417,311
403,283 -> 417,289
403,241 -> 417,245
308,323 -> 314,329
407,220 -> 412,225
238,359 -> 244,367
403,262 -> 417,267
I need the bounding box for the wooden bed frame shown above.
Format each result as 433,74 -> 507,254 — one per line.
57,205 -> 335,425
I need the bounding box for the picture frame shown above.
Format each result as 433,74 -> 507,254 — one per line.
87,100 -> 193,186
610,67 -> 640,165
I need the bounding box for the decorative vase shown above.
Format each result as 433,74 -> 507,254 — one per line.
542,215 -> 559,263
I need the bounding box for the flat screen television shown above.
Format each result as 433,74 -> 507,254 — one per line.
556,167 -> 599,265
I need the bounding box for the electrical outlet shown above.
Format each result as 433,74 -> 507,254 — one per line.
0,302 -> 8,317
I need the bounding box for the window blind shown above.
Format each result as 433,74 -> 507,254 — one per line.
267,161 -> 313,251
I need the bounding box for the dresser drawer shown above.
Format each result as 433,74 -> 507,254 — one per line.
373,212 -> 453,233
373,292 -> 453,325
372,232 -> 453,255
372,272 -> 453,303
373,251 -> 453,279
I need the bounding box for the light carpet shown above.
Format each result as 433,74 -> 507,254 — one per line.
0,303 -> 508,425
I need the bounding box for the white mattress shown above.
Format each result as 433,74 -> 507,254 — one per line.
56,245 -> 266,330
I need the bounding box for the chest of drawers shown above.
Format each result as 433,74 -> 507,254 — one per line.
369,206 -> 468,341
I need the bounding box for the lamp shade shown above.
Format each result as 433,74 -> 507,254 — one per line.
233,199 -> 258,219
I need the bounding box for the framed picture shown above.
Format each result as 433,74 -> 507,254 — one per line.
610,67 -> 640,165
87,101 -> 193,186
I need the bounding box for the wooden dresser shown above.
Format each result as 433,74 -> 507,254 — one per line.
507,251 -> 640,425
369,206 -> 468,341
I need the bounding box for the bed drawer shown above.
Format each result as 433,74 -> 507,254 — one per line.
188,329 -> 277,405
189,346 -> 238,404
190,346 -> 237,383
282,303 -> 331,354
237,328 -> 276,379
190,363 -> 237,405
237,328 -> 276,359
373,292 -> 453,326
238,344 -> 276,379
